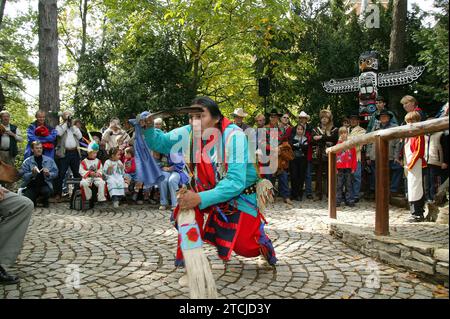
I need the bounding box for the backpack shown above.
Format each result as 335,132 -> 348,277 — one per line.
70,188 -> 84,210
70,184 -> 96,210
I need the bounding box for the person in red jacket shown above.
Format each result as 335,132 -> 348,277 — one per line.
336,127 -> 357,207
404,111 -> 427,222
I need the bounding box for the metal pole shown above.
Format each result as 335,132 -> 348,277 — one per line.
375,136 -> 390,235
329,152 -> 337,219
264,95 -> 267,116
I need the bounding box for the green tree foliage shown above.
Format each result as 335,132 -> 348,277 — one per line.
3,0 -> 447,130
0,10 -> 37,107
0,4 -> 36,160
412,0 -> 449,109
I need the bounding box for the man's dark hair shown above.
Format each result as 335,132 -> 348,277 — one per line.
191,96 -> 222,120
31,141 -> 42,149
35,110 -> 46,117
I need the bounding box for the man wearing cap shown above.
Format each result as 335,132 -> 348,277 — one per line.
367,96 -> 398,133
232,108 -> 250,131
366,110 -> 402,197
348,114 -> 366,202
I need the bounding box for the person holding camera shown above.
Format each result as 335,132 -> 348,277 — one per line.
54,111 -> 83,202
101,118 -> 130,153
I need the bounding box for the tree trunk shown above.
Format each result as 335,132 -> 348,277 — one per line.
0,0 -> 7,111
388,0 -> 408,118
38,0 -> 59,127
73,0 -> 88,115
0,0 -> 6,29
0,82 -> 5,111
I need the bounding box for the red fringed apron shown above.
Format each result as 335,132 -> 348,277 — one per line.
173,118 -> 270,263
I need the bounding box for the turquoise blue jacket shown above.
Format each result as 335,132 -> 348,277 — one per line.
144,124 -> 259,217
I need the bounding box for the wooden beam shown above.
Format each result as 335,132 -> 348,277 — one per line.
375,136 -> 390,236
327,117 -> 449,154
328,152 -> 337,219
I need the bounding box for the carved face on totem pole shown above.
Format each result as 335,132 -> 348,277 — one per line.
358,51 -> 379,115
359,51 -> 379,72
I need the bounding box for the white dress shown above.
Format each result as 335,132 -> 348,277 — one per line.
404,138 -> 423,202
103,160 -> 126,197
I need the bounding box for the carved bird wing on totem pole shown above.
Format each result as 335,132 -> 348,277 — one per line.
377,65 -> 425,88
322,76 -> 360,94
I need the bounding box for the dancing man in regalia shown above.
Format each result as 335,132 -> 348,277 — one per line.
143,97 -> 277,270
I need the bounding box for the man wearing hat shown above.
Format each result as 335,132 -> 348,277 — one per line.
367,96 -> 398,133
232,108 -> 250,131
144,96 -> 278,267
366,110 -> 403,198
348,114 -> 366,202
296,111 -> 314,199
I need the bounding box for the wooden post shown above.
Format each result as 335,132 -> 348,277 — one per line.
375,136 -> 390,235
328,152 -> 336,219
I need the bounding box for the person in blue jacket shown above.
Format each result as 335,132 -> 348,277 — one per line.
20,141 -> 58,207
24,110 -> 57,159
144,97 -> 277,266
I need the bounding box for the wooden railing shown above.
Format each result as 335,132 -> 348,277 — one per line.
326,116 -> 449,236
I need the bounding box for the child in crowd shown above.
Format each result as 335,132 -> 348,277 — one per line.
336,127 -> 357,207
404,112 -> 427,222
103,147 -> 126,208
79,141 -> 107,204
91,133 -> 108,164
123,146 -> 144,204
290,124 -> 309,201
158,153 -> 189,211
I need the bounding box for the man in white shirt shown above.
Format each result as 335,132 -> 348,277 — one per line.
0,111 -> 23,167
53,111 -> 83,202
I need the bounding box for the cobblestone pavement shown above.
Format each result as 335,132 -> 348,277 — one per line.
1,199 -> 448,299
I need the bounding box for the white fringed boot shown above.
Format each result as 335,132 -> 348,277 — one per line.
177,208 -> 217,299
